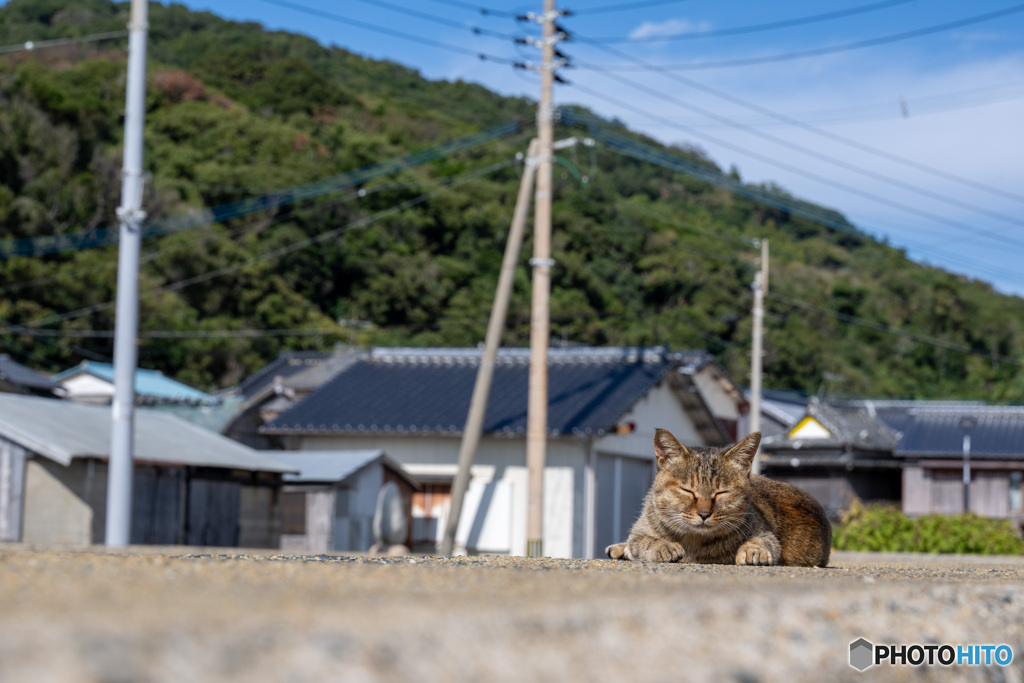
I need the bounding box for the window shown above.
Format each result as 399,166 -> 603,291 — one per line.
1010,472 -> 1022,513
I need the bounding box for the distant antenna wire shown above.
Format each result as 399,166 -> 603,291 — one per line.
576,3 -> 1024,70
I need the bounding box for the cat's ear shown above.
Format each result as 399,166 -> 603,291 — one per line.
725,432 -> 761,472
654,429 -> 690,468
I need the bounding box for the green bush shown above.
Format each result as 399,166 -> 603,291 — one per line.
834,500 -> 1024,555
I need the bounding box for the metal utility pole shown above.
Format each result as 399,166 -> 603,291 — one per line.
750,239 -> 767,475
525,0 -> 559,559
106,0 -> 149,546
441,139 -> 539,557
960,416 -> 976,514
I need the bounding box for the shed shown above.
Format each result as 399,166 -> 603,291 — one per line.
271,450 -> 419,552
0,393 -> 295,547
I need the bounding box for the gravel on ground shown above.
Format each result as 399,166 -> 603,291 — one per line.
1,545 -> 1022,682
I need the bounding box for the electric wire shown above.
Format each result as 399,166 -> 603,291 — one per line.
2,156 -> 520,333
583,0 -> 916,43
566,111 -> 1024,289
0,118 -> 523,258
253,0 -> 519,64
420,0 -> 519,18
576,3 -> 1024,70
564,85 -> 1024,252
0,30 -> 128,55
579,39 -> 1024,206
573,0 -> 698,16
343,0 -> 521,40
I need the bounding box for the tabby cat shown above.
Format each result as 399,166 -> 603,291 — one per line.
606,430 -> 831,567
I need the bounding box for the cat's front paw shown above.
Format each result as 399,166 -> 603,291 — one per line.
605,542 -> 632,560
635,540 -> 685,563
735,541 -> 775,566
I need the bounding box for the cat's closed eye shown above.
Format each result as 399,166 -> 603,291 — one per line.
713,490 -> 730,500
679,487 -> 696,498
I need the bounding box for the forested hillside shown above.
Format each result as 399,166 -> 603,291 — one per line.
3,0 -> 1024,401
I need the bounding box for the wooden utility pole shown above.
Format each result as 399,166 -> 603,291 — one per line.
107,0 -> 149,546
750,239 -> 767,474
526,0 -> 558,558
441,139 -> 539,557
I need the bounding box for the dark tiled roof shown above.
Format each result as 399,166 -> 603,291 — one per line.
895,409 -> 1024,459
0,354 -> 60,393
263,347 -> 683,437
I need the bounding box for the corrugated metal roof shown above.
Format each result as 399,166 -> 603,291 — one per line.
274,450 -> 419,488
52,361 -> 208,401
0,354 -> 60,392
0,393 -> 296,472
896,410 -> 1024,459
263,346 -> 684,437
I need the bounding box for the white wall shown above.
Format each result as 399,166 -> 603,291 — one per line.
594,381 -> 704,458
299,434 -> 585,558
691,366 -> 741,423
59,374 -> 114,403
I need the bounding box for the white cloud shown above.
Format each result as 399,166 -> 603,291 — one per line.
627,18 -> 712,41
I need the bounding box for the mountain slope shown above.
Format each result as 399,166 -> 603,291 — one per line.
2,0 -> 1023,401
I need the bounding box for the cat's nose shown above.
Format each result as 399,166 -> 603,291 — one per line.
698,511 -> 711,521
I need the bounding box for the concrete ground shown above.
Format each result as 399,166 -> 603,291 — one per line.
1,546 -> 1022,683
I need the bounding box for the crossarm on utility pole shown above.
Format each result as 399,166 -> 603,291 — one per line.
441,139 -> 539,556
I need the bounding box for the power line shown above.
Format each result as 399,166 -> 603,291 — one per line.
0,175 -> 479,297
583,0 -> 916,42
580,40 -> 1024,207
565,111 -> 1024,289
344,0 -> 521,39
420,0 -> 518,18
0,118 -> 523,258
604,80 -> 1024,130
564,86 -> 1024,252
573,0 -> 698,16
3,155 -> 520,333
767,293 -> 1024,368
576,3 -> 1024,70
0,30 -> 128,55
253,0 -> 520,64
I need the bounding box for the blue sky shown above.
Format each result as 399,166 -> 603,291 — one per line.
14,0 -> 1024,295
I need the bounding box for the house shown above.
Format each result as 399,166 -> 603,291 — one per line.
759,397 -> 903,518
53,361 -> 209,405
895,407 -> 1024,523
260,346 -> 743,558
221,350 -> 360,449
0,354 -> 64,397
740,388 -> 808,439
0,393 -> 295,547
271,450 -> 420,553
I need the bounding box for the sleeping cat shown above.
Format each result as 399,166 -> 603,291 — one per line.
605,430 -> 831,567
